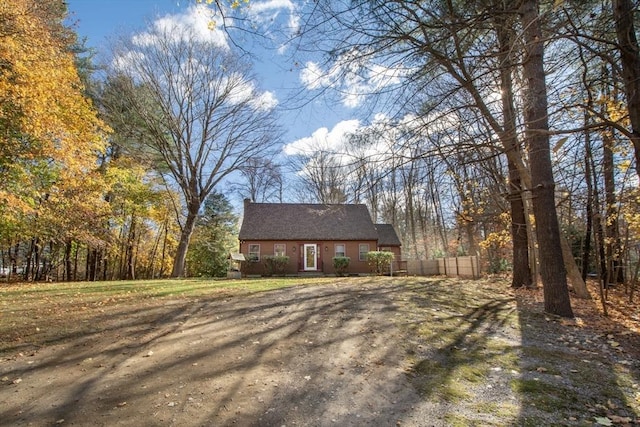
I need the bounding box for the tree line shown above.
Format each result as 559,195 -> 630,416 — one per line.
0,0 -> 275,281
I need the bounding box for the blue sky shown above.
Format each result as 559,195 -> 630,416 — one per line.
65,0 -> 364,157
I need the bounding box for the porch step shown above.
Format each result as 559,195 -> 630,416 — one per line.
298,271 -> 325,277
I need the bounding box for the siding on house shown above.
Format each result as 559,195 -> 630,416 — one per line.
240,239 -> 378,275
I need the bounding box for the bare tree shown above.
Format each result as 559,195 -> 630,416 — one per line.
231,157 -> 283,203
108,22 -> 280,277
299,0 -> 539,284
294,150 -> 348,204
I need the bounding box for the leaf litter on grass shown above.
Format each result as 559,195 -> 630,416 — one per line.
396,277 -> 640,426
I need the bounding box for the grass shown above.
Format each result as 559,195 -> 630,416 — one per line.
0,276 -> 339,354
397,277 -> 640,426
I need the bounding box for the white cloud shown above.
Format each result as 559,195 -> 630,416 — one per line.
300,62 -> 329,90
112,50 -> 146,74
251,90 -> 278,111
240,0 -> 301,56
300,56 -> 408,108
283,119 -> 361,156
132,5 -> 228,49
249,0 -> 300,37
223,74 -> 279,112
250,0 -> 295,16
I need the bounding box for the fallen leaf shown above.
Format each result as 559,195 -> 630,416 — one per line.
594,416 -> 613,426
609,415 -> 631,423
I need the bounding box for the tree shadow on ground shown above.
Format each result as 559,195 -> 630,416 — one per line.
2,277 -> 638,426
401,278 -> 521,425
0,278 -> 427,426
401,277 -> 640,425
513,286 -> 640,426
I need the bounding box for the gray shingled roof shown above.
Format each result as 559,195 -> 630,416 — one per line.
375,224 -> 402,246
239,203 -> 379,241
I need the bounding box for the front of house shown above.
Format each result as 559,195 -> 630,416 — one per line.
238,201 -> 401,276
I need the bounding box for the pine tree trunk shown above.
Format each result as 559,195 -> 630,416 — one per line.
520,0 -> 573,317
495,7 -> 532,288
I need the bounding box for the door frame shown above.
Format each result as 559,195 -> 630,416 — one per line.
303,243 -> 317,271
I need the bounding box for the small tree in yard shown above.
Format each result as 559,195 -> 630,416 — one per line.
366,251 -> 394,275
333,256 -> 350,276
263,255 -> 289,276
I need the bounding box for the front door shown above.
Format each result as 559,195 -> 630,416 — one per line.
303,244 -> 317,271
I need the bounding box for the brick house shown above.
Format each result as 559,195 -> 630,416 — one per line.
238,201 -> 402,276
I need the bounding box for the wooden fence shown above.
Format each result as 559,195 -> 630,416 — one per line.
406,255 -> 480,278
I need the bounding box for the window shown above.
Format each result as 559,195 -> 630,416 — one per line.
274,243 -> 286,257
248,244 -> 260,262
359,244 -> 369,261
335,244 -> 346,257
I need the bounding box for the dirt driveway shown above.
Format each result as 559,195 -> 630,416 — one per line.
1,279 -> 450,427
2,277 -> 639,426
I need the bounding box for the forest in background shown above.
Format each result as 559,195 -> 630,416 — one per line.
1,0 -> 639,317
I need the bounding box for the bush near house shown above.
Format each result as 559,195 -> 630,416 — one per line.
263,255 -> 289,276
366,251 -> 394,275
333,256 -> 350,276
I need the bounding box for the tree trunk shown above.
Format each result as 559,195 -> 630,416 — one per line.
613,0 -> 640,182
171,203 -> 199,278
64,240 -> 72,282
496,12 -> 533,288
520,0 -> 573,317
24,238 -> 38,281
561,236 -> 590,299
603,131 -> 624,283
33,238 -> 41,281
126,216 -> 136,280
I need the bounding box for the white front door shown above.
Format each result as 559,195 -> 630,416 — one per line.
303,244 -> 317,271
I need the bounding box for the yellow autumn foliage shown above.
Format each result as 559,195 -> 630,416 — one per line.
0,0 -> 109,241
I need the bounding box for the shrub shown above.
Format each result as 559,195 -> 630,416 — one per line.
366,251 -> 394,275
263,255 -> 289,276
333,256 -> 350,276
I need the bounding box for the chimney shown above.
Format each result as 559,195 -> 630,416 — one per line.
243,198 -> 252,211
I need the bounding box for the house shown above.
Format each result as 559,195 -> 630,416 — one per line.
238,200 -> 402,276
